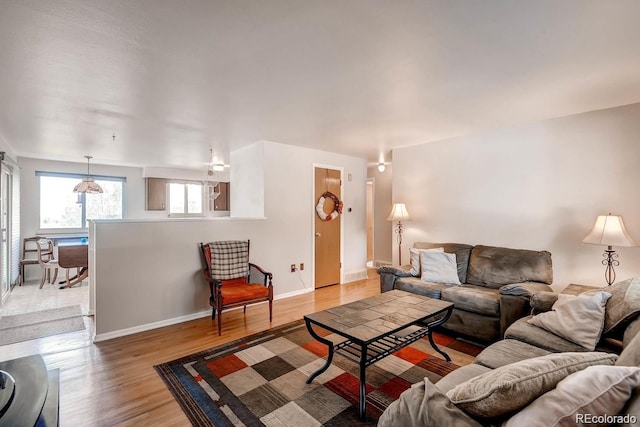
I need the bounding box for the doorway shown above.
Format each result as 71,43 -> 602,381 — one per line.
314,166 -> 342,288
1,165 -> 11,302
366,179 -> 374,267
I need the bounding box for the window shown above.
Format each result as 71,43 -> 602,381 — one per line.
168,182 -> 204,216
37,172 -> 125,231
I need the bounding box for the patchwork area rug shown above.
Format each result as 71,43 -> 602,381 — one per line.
155,319 -> 483,426
0,305 -> 85,346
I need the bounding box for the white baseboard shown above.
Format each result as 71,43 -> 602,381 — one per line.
342,269 -> 369,283
374,260 -> 392,267
93,310 -> 211,342
275,287 -> 314,300
93,288 -> 315,342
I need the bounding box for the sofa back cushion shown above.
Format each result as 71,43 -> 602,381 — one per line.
466,245 -> 553,289
414,242 -> 473,283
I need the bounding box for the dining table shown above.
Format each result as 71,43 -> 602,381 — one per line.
57,243 -> 88,289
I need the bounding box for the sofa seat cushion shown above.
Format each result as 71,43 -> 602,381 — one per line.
505,316 -> 615,353
378,378 -> 482,427
395,277 -> 449,299
220,281 -> 269,305
436,364 -> 492,394
441,285 -> 500,317
475,339 -> 551,369
466,245 -> 553,289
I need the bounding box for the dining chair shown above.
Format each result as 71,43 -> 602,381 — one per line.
18,236 -> 45,285
36,239 -> 59,289
199,240 -> 273,335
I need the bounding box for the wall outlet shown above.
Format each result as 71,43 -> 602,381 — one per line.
291,264 -> 296,272
300,263 -> 304,271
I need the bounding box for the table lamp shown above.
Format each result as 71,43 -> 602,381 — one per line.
387,203 -> 411,265
582,213 -> 637,286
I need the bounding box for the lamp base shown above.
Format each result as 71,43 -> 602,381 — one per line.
603,247 -> 619,286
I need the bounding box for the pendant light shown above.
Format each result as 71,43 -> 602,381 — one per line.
73,156 -> 103,194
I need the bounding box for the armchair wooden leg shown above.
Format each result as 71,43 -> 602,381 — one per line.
217,301 -> 223,336
243,305 -> 247,314
269,300 -> 273,323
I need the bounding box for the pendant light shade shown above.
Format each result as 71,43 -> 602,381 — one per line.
73,156 -> 103,194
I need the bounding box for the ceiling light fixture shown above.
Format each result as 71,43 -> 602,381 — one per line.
378,162 -> 386,172
73,156 -> 103,194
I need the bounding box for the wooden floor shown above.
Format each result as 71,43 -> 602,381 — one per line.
0,272 -> 384,426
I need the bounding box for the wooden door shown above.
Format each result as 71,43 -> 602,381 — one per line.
211,182 -> 230,211
314,167 -> 341,288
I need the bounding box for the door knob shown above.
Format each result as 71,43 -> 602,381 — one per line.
315,232 -> 321,237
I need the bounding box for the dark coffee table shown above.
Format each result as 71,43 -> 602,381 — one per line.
303,289 -> 454,420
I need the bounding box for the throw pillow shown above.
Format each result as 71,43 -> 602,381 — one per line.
527,291 -> 611,350
409,247 -> 444,276
446,352 -> 617,418
378,378 -> 482,427
604,277 -> 640,336
421,251 -> 461,285
504,365 -> 640,427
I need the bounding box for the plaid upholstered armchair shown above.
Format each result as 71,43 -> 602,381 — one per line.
199,240 -> 273,335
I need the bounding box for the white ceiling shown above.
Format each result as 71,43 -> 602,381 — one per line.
2,1 -> 640,169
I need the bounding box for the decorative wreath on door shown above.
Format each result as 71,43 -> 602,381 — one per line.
316,192 -> 343,221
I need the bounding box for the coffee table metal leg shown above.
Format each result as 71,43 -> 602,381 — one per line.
359,344 -> 368,420
425,307 -> 454,362
304,319 -> 334,384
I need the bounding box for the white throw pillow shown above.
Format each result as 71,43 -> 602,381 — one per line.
504,365 -> 640,427
528,291 -> 612,350
420,251 -> 461,285
409,247 -> 444,276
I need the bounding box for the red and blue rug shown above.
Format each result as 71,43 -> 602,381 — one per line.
155,319 -> 482,426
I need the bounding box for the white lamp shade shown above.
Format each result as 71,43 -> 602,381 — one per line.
387,203 -> 411,222
377,163 -> 386,172
582,214 -> 637,247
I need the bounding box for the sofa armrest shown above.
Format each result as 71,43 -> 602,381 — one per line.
499,282 -> 552,297
499,282 -> 552,338
377,265 -> 413,293
530,291 -> 559,314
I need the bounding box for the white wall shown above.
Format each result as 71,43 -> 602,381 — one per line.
230,142 -> 265,217
92,141 -> 368,339
392,103 -> 640,289
263,141 -> 368,283
368,164 -> 393,266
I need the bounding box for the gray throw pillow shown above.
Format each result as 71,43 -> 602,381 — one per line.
604,277 -> 640,336
504,366 -> 640,427
446,352 -> 617,418
527,291 -> 611,350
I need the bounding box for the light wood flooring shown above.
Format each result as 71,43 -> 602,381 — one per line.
0,270 -> 475,426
